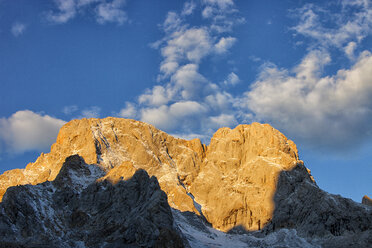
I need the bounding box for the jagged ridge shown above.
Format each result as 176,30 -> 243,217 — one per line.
0,117 -> 371,247
0,155 -> 185,248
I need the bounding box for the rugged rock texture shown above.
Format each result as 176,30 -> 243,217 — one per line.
362,195 -> 372,206
0,118 -> 300,232
0,117 -> 371,247
263,163 -> 372,247
0,155 -> 185,248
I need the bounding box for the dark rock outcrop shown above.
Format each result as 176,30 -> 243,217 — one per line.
0,155 -> 185,248
263,162 -> 372,247
362,195 -> 372,206
0,118 -> 371,247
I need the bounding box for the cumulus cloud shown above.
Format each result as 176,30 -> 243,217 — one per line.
118,102 -> 137,119
209,114 -> 237,129
138,85 -> 170,106
47,0 -> 128,25
214,37 -> 236,54
244,50 -> 372,150
11,22 -> 26,37
223,72 -> 240,86
141,101 -> 208,131
292,1 -> 372,50
0,110 -> 66,154
117,0 -> 242,139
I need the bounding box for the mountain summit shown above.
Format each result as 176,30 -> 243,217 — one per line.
0,117 -> 371,247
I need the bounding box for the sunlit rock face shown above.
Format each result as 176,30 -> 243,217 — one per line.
0,118 -> 302,232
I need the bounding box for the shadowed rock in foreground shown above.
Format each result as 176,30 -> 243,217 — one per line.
0,155 -> 185,248
0,118 -> 371,247
264,163 -> 372,247
362,195 -> 372,206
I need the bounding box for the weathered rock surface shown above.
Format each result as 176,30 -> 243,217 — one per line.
0,155 -> 185,248
263,163 -> 372,247
0,117 -> 371,247
362,195 -> 372,206
0,118 -> 301,232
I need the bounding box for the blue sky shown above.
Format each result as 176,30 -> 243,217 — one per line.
0,0 -> 371,202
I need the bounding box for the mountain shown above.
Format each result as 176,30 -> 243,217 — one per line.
362,195 -> 372,206
0,117 -> 371,247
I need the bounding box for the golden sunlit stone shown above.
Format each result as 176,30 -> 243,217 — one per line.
0,117 -> 307,232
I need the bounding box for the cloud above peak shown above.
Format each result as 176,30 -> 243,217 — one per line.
0,111 -> 66,154
116,1 -> 242,138
244,50 -> 372,150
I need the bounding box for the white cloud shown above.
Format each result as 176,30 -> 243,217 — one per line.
96,0 -> 127,25
201,0 -> 243,33
214,36 -> 236,54
110,0 -> 372,152
203,0 -> 234,10
205,91 -> 232,112
169,101 -> 207,118
140,101 -> 208,132
223,72 -> 240,86
117,0 -> 241,138
209,113 -> 237,129
164,27 -> 213,63
80,106 -> 101,118
292,1 -> 372,50
11,22 -> 26,37
344,41 -> 357,59
47,0 -> 76,24
47,0 -> 128,25
118,102 -> 137,119
244,50 -> 372,149
162,11 -> 183,33
138,85 -> 170,106
170,64 -> 210,100
62,105 -> 78,115
140,105 -> 173,130
182,1 -> 196,16
0,110 -> 66,154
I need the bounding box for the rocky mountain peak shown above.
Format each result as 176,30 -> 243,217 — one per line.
0,117 -> 371,247
0,118 -> 303,232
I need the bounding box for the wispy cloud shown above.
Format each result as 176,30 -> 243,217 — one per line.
117,0 -> 372,151
96,0 -> 127,25
118,0 -> 242,139
223,72 -> 240,86
47,0 -> 128,25
242,0 -> 372,150
47,0 -> 76,24
80,106 -> 101,118
0,110 -> 66,154
11,22 -> 26,37
291,0 -> 372,55
62,105 -> 78,115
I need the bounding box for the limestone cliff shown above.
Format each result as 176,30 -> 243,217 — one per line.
0,117 -> 301,232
